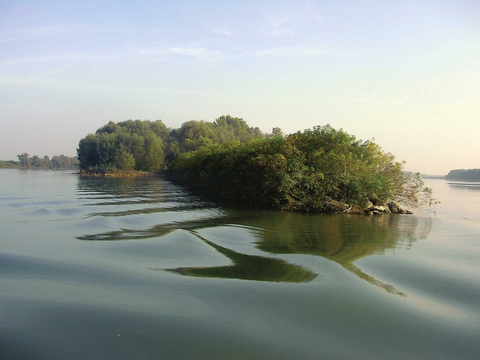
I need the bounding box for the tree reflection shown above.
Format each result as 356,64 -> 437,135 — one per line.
163,231 -> 317,283
236,211 -> 432,294
76,177 -> 432,290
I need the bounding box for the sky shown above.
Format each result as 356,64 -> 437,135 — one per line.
1,0 -> 479,175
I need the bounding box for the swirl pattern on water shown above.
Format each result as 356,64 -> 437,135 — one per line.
0,170 -> 479,360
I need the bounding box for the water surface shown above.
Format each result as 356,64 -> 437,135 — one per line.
1,170 -> 479,359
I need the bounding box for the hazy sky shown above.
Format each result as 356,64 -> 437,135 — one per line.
1,0 -> 479,174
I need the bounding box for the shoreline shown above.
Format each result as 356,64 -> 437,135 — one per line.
79,169 -> 161,178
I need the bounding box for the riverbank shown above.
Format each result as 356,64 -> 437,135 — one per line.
79,169 -> 161,178
0,160 -> 20,168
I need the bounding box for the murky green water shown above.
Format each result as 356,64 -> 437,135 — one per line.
1,170 -> 479,359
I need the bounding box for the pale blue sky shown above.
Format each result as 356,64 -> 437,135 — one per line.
1,0 -> 479,174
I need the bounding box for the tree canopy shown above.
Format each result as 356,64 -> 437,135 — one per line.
77,120 -> 167,172
77,116 -> 265,172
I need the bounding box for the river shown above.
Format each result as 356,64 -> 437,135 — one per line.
0,170 -> 479,359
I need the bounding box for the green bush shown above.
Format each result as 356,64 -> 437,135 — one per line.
169,125 -> 433,211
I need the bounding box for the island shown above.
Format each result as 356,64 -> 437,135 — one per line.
77,116 -> 435,214
445,169 -> 480,181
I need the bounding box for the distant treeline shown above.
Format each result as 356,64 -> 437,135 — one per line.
11,153 -> 80,169
446,169 -> 480,181
78,116 -> 435,212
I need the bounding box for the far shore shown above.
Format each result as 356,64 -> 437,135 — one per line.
421,174 -> 445,179
79,169 -> 161,178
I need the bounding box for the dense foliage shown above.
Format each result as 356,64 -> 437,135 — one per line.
169,125 -> 434,211
77,116 -> 264,172
77,120 -> 168,172
445,169 -> 480,181
12,153 -> 79,169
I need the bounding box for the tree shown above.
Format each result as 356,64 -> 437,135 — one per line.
77,134 -> 100,170
95,121 -> 118,134
177,120 -> 219,153
214,115 -> 250,142
214,115 -> 264,143
271,127 -> 284,138
51,155 -> 63,169
151,120 -> 169,142
78,120 -> 166,172
115,146 -> 135,170
143,134 -> 164,171
43,155 -> 52,169
97,132 -> 117,170
17,153 -> 31,168
31,155 -> 44,168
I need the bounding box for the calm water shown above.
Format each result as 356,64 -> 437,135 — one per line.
0,170 -> 479,359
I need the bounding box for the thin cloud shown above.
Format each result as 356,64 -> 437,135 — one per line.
253,46 -> 333,58
132,45 -> 226,62
265,13 -> 290,28
213,28 -> 233,36
0,24 -> 164,44
0,52 -> 121,66
163,46 -> 225,61
266,28 -> 294,37
261,12 -> 295,37
0,25 -> 69,43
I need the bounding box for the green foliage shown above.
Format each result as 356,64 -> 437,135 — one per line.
270,127 -> 284,138
78,116 -> 265,172
177,120 -> 219,153
169,125 -> 434,212
214,115 -> 262,143
77,134 -> 100,169
78,120 -> 168,172
115,146 -> 136,170
143,134 -> 164,171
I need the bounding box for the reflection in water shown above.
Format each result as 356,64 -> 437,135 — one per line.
3,172 -> 479,360
78,227 -> 175,241
448,182 -> 480,191
76,176 -> 432,291
343,264 -> 405,296
161,231 -> 317,283
239,212 -> 431,294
